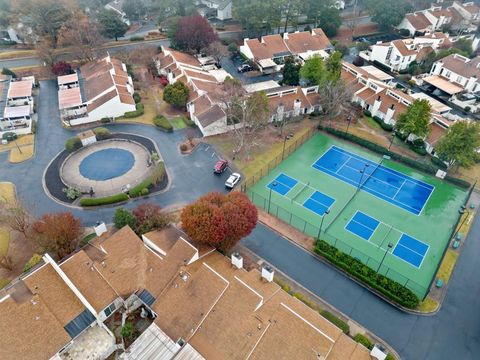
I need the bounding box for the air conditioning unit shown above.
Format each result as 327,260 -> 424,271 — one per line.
231,252 -> 243,269
261,265 -> 274,282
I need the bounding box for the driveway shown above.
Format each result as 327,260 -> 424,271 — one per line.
242,212 -> 480,360
0,80 -> 230,223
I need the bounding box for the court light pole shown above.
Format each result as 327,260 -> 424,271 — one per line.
281,135 -> 288,161
345,116 -> 352,137
377,242 -> 394,272
388,132 -> 396,150
317,209 -> 330,239
267,182 -> 277,214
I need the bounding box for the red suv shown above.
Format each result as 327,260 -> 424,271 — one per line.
214,160 -> 228,174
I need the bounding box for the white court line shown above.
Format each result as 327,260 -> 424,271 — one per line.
392,179 -> 406,200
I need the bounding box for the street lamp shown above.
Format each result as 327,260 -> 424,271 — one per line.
317,209 -> 330,239
378,242 -> 394,272
388,132 -> 396,150
345,116 -> 352,137
267,182 -> 277,214
281,135 -> 288,161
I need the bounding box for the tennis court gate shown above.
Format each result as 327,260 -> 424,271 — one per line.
248,190 -> 429,298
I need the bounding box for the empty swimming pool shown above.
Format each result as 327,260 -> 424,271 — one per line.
79,148 -> 135,181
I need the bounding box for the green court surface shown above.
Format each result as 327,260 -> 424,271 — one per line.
247,133 -> 468,298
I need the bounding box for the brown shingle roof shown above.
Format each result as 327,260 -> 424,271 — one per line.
23,264 -> 85,327
87,89 -> 117,113
196,104 -> 226,128
392,39 -> 418,56
246,34 -> 291,60
60,251 -> 118,313
284,28 -> 331,55
438,54 -> 480,78
84,71 -> 115,101
0,294 -> 71,360
406,12 -> 433,30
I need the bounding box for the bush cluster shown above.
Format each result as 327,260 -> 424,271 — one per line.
353,334 -> 374,350
129,178 -> 153,198
93,127 -> 111,140
372,115 -> 394,131
130,36 -> 144,41
314,240 -> 419,308
80,193 -> 129,206
319,126 -> 471,189
123,103 -> 145,118
153,115 -> 173,132
133,92 -> 141,103
320,310 -> 350,334
23,254 -> 43,273
65,137 -> 82,152
183,116 -> 195,127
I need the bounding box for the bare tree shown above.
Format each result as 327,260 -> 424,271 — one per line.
58,11 -> 104,63
0,255 -> 13,271
35,35 -> 58,68
1,204 -> 31,239
219,78 -> 270,159
204,41 -> 229,65
319,80 -> 353,124
345,19 -> 357,38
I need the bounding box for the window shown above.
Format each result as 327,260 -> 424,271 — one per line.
103,303 -> 116,318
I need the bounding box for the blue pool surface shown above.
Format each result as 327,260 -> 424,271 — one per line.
79,148 -> 135,181
312,146 -> 434,215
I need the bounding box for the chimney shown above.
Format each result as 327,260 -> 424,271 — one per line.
231,252 -> 243,269
94,222 -> 107,237
261,265 -> 274,282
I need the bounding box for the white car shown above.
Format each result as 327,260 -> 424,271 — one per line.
225,173 -> 241,189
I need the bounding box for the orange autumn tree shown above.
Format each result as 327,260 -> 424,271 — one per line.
181,192 -> 258,251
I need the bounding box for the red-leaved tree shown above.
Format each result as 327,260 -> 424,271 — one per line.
174,14 -> 218,53
181,192 -> 257,251
51,61 -> 74,76
32,212 -> 82,259
132,203 -> 169,235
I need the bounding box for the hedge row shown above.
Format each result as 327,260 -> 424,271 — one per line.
314,240 -> 419,308
80,193 -> 128,206
320,126 -> 471,189
124,103 -> 145,118
153,115 -> 173,132
320,310 -> 350,334
129,178 -> 153,197
353,334 -> 374,350
364,111 -> 394,132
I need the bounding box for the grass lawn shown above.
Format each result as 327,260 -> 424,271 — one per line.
0,182 -> 16,205
437,250 -> 458,284
0,49 -> 36,60
363,116 -> 382,131
0,278 -> 9,289
417,296 -> 439,312
0,134 -> 34,153
0,228 -> 10,257
168,116 -> 188,130
117,89 -> 157,125
9,144 -> 34,163
207,119 -> 316,179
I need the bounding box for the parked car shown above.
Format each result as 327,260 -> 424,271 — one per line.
225,173 -> 241,189
214,159 -> 229,174
237,64 -> 253,73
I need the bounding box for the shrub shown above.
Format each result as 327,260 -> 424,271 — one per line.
123,103 -> 145,118
151,162 -> 166,184
121,322 -> 135,339
62,187 -> 81,200
353,333 -> 374,350
65,137 -> 82,152
431,156 -> 448,169
353,56 -> 364,67
130,36 -> 144,41
153,115 -> 173,132
23,254 -> 43,273
320,310 -> 350,334
80,193 -> 129,206
363,110 -> 371,117
318,125 -> 471,189
183,116 -> 195,127
159,76 -> 169,86
180,143 -> 188,152
93,127 -> 111,140
2,132 -> 17,141
163,82 -> 189,108
228,42 -> 238,54
1,67 -> 17,78
100,117 -> 111,123
385,353 -> 396,360
372,116 -> 394,131
464,106 -> 471,113
399,28 -> 411,37
133,92 -> 141,103
113,207 -> 137,229
81,233 -> 96,246
314,240 -> 420,308
141,188 -> 149,196
129,179 -> 153,197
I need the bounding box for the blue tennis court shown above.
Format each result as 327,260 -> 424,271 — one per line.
345,211 -> 380,241
312,146 -> 434,215
267,173 -> 298,195
303,191 -> 335,216
392,234 -> 429,268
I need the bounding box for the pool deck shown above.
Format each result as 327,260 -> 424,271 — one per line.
61,140 -> 152,197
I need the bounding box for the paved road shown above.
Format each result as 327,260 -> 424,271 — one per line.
242,213 -> 480,360
3,81 -> 480,359
0,80 -> 230,222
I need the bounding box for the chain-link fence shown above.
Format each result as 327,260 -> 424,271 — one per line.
248,189 -> 429,297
